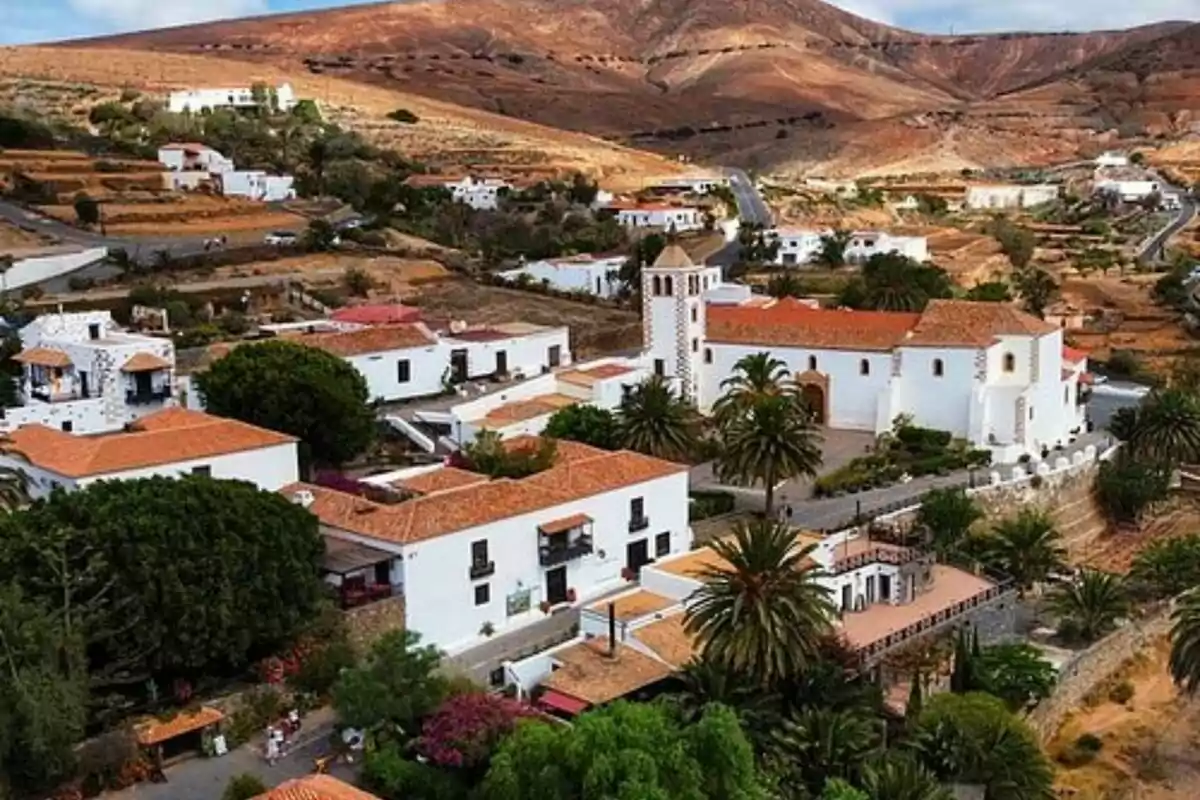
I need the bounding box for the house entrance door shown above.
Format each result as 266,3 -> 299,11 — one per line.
545,566 -> 568,605
626,539 -> 650,575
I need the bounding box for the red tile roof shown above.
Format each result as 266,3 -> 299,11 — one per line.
286,324 -> 436,356
13,346 -> 73,367
330,304 -> 422,325
285,448 -> 684,545
135,706 -> 224,746
706,298 -> 920,351
121,352 -> 172,372
7,408 -> 295,478
392,466 -> 488,496
1063,346 -> 1088,365
904,300 -> 1057,347
253,775 -> 381,800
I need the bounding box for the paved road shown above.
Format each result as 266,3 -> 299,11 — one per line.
707,168 -> 774,268
1138,192 -> 1197,264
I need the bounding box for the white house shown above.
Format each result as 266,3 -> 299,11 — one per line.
289,436 -> 692,653
1095,151 -> 1129,168
4,311 -> 177,435
770,228 -> 929,267
167,83 -> 297,114
405,175 -> 513,210
649,175 -> 729,194
216,171 -> 297,202
1093,176 -> 1161,203
507,526 -> 1014,711
965,184 -> 1059,210
615,205 -> 704,232
409,358 -> 649,448
499,254 -> 627,298
158,143 -> 234,174
642,245 -> 1087,461
0,408 -> 298,499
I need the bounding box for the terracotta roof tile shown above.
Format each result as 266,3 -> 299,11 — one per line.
481,393 -> 577,427
649,243 -> 695,269
904,300 -> 1058,347
558,363 -> 637,387
13,347 -> 73,367
286,449 -> 685,545
589,589 -> 677,622
503,436 -> 609,464
632,614 -> 697,668
706,298 -> 920,351
286,324 -> 436,357
135,706 -> 224,746
542,638 -> 674,705
120,352 -> 172,372
538,512 -> 592,534
392,466 -> 487,496
253,775 -> 381,800
8,408 -> 295,478
1063,345 -> 1088,364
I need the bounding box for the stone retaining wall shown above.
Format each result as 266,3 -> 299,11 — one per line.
342,595 -> 407,653
1024,602 -> 1175,743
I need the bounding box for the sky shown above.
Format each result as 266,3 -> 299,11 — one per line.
1,0 -> 1196,45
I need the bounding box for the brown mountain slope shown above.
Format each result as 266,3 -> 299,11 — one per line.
56,0 -> 1198,171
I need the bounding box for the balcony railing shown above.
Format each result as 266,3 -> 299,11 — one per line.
29,385 -> 80,404
628,516 -> 650,533
337,581 -> 402,610
469,560 -> 496,580
539,534 -> 594,567
126,387 -> 172,405
830,546 -> 924,575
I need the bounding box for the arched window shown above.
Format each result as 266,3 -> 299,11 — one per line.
932,359 -> 944,377
859,359 -> 870,376
807,355 -> 818,371
652,275 -> 662,296
664,276 -> 674,296
1003,352 -> 1016,373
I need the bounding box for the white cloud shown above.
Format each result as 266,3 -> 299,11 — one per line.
67,0 -> 269,32
825,0 -> 1198,33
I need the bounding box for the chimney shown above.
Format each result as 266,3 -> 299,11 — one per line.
608,602 -> 617,658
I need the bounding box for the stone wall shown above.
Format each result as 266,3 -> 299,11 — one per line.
343,595 -> 407,653
1024,602 -> 1175,743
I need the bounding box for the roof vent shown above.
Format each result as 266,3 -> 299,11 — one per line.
291,489 -> 314,508
449,319 -> 468,334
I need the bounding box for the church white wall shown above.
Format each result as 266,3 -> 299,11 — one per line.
892,347 -> 978,438
1028,329 -> 1071,449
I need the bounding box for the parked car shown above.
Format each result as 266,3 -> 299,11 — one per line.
264,231 -> 298,246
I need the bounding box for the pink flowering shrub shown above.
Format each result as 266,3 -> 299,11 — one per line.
415,693 -> 536,770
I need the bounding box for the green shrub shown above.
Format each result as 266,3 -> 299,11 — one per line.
363,743 -> 466,800
223,773 -> 268,800
290,639 -> 358,697
387,108 -> 420,124
1108,680 -> 1135,704
688,490 -> 736,521
1076,733 -> 1103,753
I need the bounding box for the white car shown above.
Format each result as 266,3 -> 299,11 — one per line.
264,231 -> 298,246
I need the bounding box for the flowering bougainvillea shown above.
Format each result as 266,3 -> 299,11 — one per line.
415,693 -> 537,770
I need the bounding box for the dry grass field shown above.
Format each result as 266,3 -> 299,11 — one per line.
0,46 -> 682,192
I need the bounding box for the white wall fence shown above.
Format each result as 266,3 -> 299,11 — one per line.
8,248 -> 108,290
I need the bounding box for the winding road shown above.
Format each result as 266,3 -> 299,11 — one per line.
1137,184 -> 1197,265
707,168 -> 773,268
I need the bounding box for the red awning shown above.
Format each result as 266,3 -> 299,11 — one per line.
538,689 -> 590,716
538,513 -> 592,535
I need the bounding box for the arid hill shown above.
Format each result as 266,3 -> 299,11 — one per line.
50,0 -> 1200,174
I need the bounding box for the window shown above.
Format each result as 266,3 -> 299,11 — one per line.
548,345 -> 562,367
630,497 -> 648,531
704,348 -> 713,364
691,338 -> 699,353
663,276 -> 673,295
1003,353 -> 1016,373
192,465 -> 212,477
691,306 -> 698,323
396,359 -> 411,383
61,421 -> 72,433
654,359 -> 665,377
807,355 -> 817,372
653,275 -> 662,296
474,583 -> 490,606
859,359 -> 870,376
932,358 -> 944,377
655,532 -> 671,557
1029,405 -> 1035,420
471,539 -> 489,566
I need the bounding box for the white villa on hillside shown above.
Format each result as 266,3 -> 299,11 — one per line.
1093,170 -> 1162,203
289,437 -> 691,653
770,228 -> 929,266
506,525 -> 1015,712
499,254 -> 627,298
965,184 -> 1059,210
167,83 -> 297,114
615,204 -> 704,232
1095,151 -> 1129,168
643,246 -> 1088,461
158,143 -> 295,202
0,408 -> 298,499
405,175 -> 513,210
4,311 -> 176,435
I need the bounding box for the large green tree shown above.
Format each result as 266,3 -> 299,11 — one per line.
542,405 -> 620,450
915,488 -> 982,557
717,393 -> 823,515
684,519 -> 834,688
0,476 -> 326,686
1049,569 -> 1129,644
479,701 -> 766,800
711,352 -> 794,430
839,254 -> 953,312
911,692 -> 1054,800
332,630 -> 447,736
1129,388 -> 1200,466
768,708 -> 881,796
979,509 -> 1066,595
195,340 -> 375,467
1093,455 -> 1170,527
0,587 -> 87,797
971,644 -> 1057,712
616,375 -> 699,461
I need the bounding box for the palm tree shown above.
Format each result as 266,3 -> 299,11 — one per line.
0,434 -> 29,511
769,708 -> 881,796
814,230 -> 852,268
1046,568 -> 1128,642
1131,388 -> 1200,465
914,488 -> 983,557
711,351 -> 792,428
1107,406 -> 1139,443
684,518 -> 834,688
766,271 -> 804,299
859,753 -> 952,800
1170,590 -> 1200,694
717,393 -> 823,516
981,509 -> 1066,596
668,657 -> 780,748
616,375 -> 698,461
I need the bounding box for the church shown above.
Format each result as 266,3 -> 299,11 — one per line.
641,245 -> 1089,462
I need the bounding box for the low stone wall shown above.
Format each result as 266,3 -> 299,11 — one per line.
343,595 -> 407,653
1024,602 -> 1175,743
691,511 -> 751,545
